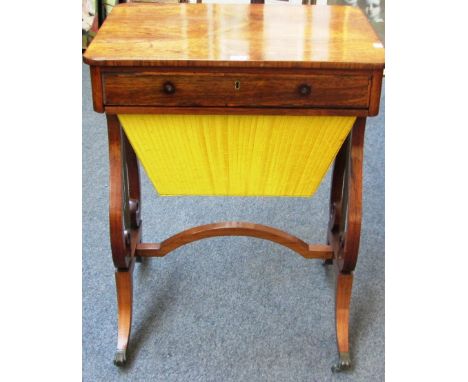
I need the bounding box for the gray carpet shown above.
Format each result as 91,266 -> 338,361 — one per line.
82,63 -> 384,381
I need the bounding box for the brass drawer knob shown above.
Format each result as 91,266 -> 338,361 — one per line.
298,84 -> 311,96
163,81 -> 176,95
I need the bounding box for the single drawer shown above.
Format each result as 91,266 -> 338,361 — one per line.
102,72 -> 371,109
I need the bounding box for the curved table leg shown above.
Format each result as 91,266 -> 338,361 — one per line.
107,114 -> 142,365
114,260 -> 134,366
328,117 -> 366,371
332,271 -> 353,372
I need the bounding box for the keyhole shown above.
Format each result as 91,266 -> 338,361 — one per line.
234,80 -> 241,90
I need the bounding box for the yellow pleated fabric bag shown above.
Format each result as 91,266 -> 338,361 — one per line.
119,115 -> 355,197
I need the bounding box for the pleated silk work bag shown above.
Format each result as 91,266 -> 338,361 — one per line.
119,114 -> 355,197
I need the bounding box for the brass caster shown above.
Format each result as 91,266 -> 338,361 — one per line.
113,349 -> 127,366
331,352 -> 351,373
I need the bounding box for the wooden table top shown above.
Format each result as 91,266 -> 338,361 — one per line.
83,3 -> 384,70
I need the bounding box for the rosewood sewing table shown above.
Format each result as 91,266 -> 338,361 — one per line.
83,3 -> 384,372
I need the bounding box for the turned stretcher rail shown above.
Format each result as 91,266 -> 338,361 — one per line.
134,222 -> 333,259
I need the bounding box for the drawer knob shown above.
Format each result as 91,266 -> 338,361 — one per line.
298,84 -> 311,96
163,81 -> 176,95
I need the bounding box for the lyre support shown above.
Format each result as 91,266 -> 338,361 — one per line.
340,117 -> 365,273
326,117 -> 366,371
326,117 -> 366,272
107,114 -> 142,365
107,114 -> 142,269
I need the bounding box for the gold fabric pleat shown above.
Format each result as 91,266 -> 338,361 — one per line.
119,114 -> 355,197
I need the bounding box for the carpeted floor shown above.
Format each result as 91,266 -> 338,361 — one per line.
82,63 -> 385,381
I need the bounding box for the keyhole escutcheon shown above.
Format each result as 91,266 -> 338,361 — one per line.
234,80 -> 241,90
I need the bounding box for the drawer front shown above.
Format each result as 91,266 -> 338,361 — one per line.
103,72 -> 371,109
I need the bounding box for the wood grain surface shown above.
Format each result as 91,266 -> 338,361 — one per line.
103,71 -> 371,108
135,222 -> 334,259
83,4 -> 384,69
84,2 -> 384,369
335,271 -> 353,353
115,264 -> 133,352
341,117 -> 365,273
107,114 -> 131,269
